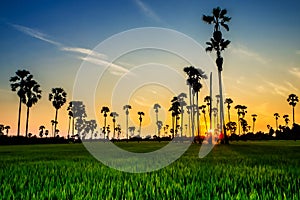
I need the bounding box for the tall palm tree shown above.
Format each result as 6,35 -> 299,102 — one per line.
67,110 -> 73,138
251,114 -> 257,133
4,125 -> 10,136
215,94 -> 220,125
24,79 -> 42,137
10,69 -> 32,136
234,105 -> 247,135
274,113 -> 280,130
137,111 -> 145,136
153,103 -> 161,136
224,98 -> 233,122
287,94 -> 298,124
68,101 -> 87,136
156,120 -> 163,137
101,106 -> 110,138
204,95 -> 212,128
177,93 -> 187,137
203,7 -> 231,144
199,105 -> 208,132
283,115 -> 289,127
50,120 -> 57,137
110,112 -> 119,139
123,104 -> 132,140
169,97 -> 181,138
49,88 -> 67,137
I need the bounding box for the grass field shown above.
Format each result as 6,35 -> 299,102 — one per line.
0,141 -> 299,199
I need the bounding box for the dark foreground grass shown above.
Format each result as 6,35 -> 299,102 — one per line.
0,141 -> 299,199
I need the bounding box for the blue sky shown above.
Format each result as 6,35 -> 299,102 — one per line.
0,0 -> 300,136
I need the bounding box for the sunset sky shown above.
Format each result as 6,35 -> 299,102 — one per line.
0,0 -> 300,137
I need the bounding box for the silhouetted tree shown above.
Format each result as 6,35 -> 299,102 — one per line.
177,93 -> 187,137
45,130 -> 49,137
123,105 -> 132,140
203,7 -> 231,144
169,97 -> 181,138
50,120 -> 57,137
101,106 -> 110,138
0,125 -> 4,136
251,114 -> 257,133
226,121 -> 237,135
274,113 -> 280,131
67,109 -> 73,138
199,105 -> 208,132
215,94 -> 220,124
234,105 -> 247,135
287,94 -> 298,124
129,126 -> 135,137
10,69 -> 32,136
186,105 -> 192,136
212,107 -> 218,128
224,98 -> 233,122
137,111 -> 145,136
153,103 -> 161,136
110,112 -> 119,139
69,101 -> 87,136
240,118 -> 248,134
24,79 -> 42,137
49,88 -> 67,137
157,120 -> 163,137
204,95 -> 212,128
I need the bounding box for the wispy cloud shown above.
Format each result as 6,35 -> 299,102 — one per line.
133,0 -> 161,23
9,23 -> 130,76
288,67 -> 300,78
11,23 -> 61,46
264,80 -> 295,97
230,44 -> 269,65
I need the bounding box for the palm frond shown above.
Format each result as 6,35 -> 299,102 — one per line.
202,15 -> 214,24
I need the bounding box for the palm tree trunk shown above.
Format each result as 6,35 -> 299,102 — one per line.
72,117 -> 75,136
139,121 -> 142,137
180,111 -> 184,137
156,112 -> 159,136
54,109 -> 58,137
17,98 -> 22,137
68,116 -> 71,138
204,114 -> 208,132
293,106 -> 295,124
172,116 -> 175,139
238,116 -> 240,135
191,90 -> 195,138
113,120 -> 116,139
188,113 -> 191,137
126,114 -> 129,140
25,106 -> 30,137
228,107 -> 231,122
196,93 -> 200,137
189,85 -> 194,138
218,70 -> 228,144
252,121 -> 255,133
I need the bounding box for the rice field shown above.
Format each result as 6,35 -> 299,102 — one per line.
0,141 -> 299,199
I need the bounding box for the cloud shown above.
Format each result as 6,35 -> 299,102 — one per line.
289,67 -> 300,78
230,44 -> 269,65
10,23 -> 61,46
10,23 -> 130,76
133,0 -> 161,23
61,47 -> 107,60
264,80 -> 292,97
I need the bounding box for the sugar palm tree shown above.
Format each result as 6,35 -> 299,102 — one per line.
67,110 -> 73,138
224,98 -> 233,122
123,105 -> 132,140
203,7 -> 231,144
234,105 -> 247,135
283,114 -> 289,127
50,120 -> 57,137
129,126 -> 135,137
137,111 -> 145,136
49,88 -> 67,137
274,113 -> 280,130
199,105 -> 208,132
68,101 -> 87,136
156,120 -> 163,137
153,103 -> 161,136
212,107 -> 218,128
88,120 -> 97,140
204,95 -> 212,128
251,114 -> 257,133
101,106 -> 110,138
177,93 -> 187,137
24,79 -> 42,137
4,125 -> 10,136
287,94 -> 298,124
10,69 -> 32,136
169,97 -> 181,138
110,112 -> 119,139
